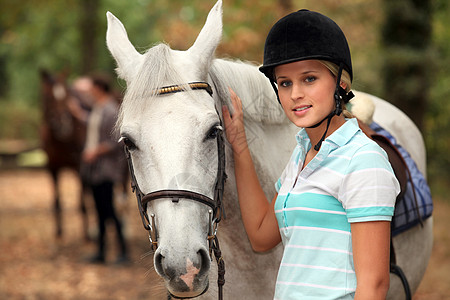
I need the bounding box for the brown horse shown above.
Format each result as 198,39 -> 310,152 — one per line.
39,70 -> 91,240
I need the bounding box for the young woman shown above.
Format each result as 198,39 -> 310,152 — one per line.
222,10 -> 400,299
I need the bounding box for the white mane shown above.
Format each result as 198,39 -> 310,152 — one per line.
209,58 -> 288,125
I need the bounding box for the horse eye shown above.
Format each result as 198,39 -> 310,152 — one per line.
206,125 -> 222,140
119,136 -> 137,151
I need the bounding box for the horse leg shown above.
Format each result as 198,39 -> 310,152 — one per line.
79,181 -> 91,242
50,168 -> 63,239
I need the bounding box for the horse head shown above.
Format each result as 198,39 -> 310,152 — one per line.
40,70 -> 79,143
107,1 -> 225,297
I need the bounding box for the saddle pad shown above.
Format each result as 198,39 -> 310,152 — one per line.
370,122 -> 433,236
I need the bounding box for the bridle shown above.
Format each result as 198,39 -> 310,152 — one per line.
122,82 -> 226,300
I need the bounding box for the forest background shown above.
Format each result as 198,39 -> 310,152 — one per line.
0,0 -> 449,196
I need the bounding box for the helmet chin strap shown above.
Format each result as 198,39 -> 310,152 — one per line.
309,63 -> 354,151
309,110 -> 336,151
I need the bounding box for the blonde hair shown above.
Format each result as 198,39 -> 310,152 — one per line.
319,60 -> 353,118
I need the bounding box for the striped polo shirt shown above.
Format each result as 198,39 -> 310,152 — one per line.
274,118 -> 400,299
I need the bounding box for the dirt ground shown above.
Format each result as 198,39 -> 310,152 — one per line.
0,169 -> 449,300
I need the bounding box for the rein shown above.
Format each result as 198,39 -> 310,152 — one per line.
123,82 -> 226,300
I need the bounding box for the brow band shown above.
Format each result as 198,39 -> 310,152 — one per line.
155,82 -> 213,96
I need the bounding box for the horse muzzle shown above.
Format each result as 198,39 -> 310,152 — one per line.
154,245 -> 211,298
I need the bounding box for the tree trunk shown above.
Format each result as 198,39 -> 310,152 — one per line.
79,0 -> 100,74
381,0 -> 433,132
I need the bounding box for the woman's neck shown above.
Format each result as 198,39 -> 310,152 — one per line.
305,114 -> 346,152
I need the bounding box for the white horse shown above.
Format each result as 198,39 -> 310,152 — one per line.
106,1 -> 432,299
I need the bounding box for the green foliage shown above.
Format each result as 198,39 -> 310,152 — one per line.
425,0 -> 450,185
0,0 -> 80,104
0,98 -> 41,141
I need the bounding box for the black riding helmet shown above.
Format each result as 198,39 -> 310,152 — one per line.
259,9 -> 353,82
259,9 -> 355,150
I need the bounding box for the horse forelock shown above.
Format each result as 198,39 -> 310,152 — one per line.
117,43 -> 187,129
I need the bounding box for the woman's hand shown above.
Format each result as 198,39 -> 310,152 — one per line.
222,88 -> 248,154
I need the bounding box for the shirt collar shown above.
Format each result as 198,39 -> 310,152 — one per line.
295,127 -> 311,153
326,118 -> 360,147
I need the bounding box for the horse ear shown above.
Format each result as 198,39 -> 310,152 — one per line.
188,0 -> 223,72
106,12 -> 142,82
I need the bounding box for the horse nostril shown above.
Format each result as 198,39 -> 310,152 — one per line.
155,251 -> 180,280
197,247 -> 211,278
154,251 -> 167,278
